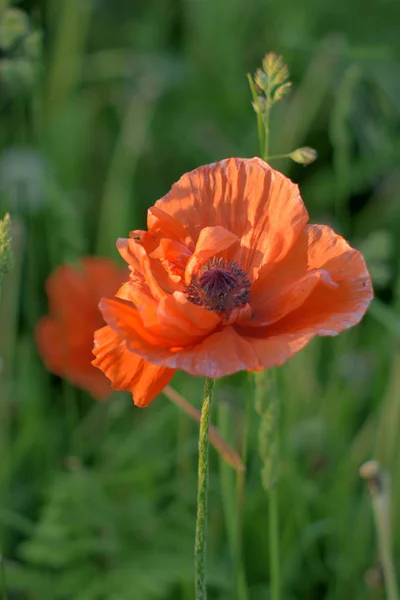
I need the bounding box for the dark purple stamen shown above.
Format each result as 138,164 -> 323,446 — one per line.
185,257 -> 251,312
199,269 -> 237,297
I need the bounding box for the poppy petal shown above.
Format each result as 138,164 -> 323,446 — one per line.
193,226 -> 239,261
161,326 -> 259,377
244,225 -> 372,339
155,158 -> 308,277
100,301 -> 259,376
35,316 -> 64,375
185,226 -> 239,281
81,257 -> 127,301
92,326 -> 175,407
100,293 -> 219,350
157,291 -> 221,337
244,331 -> 315,369
100,297 -> 166,348
35,316 -> 112,400
148,206 -> 194,250
117,238 -> 165,300
244,269 -> 338,327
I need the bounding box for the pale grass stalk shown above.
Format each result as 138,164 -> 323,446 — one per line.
163,385 -> 244,472
360,460 -> 399,600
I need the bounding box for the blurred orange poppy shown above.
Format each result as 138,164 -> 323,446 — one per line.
36,257 -> 126,399
93,158 -> 373,407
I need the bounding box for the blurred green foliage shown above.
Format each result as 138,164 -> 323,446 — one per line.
0,0 -> 400,599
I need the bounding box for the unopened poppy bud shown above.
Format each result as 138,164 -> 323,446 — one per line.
289,147 -> 318,166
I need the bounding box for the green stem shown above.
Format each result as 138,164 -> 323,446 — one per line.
195,377 -> 215,600
263,104 -> 270,162
263,73 -> 272,161
247,73 -> 265,159
264,153 -> 291,161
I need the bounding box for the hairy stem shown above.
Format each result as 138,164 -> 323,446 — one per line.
195,377 -> 215,600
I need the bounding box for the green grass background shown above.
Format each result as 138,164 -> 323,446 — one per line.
1,0 -> 400,598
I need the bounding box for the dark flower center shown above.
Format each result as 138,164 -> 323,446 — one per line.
185,257 -> 251,312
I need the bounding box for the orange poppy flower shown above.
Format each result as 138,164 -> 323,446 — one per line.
36,257 -> 126,399
93,158 -> 373,407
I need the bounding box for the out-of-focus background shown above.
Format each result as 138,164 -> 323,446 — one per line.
1,0 -> 400,598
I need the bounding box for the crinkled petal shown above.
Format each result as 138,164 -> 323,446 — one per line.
117,238 -> 165,299
243,225 -> 373,338
244,331 -> 315,369
92,326 -> 175,407
150,239 -> 191,267
100,300 -> 259,376
157,292 -> 221,337
160,326 -> 259,377
243,269 -> 338,327
148,206 -> 194,250
100,293 -> 220,351
192,226 -> 239,261
99,297 -> 169,348
155,157 -> 308,277
185,226 -> 239,281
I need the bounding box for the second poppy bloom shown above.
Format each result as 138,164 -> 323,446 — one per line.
36,257 -> 126,399
93,157 -> 373,407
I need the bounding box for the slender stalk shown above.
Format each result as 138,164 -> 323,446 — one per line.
263,153 -> 291,161
263,75 -> 272,161
164,385 -> 244,471
375,494 -> 399,600
263,105 -> 270,161
195,377 -> 215,600
247,73 -> 265,159
360,461 -> 399,600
